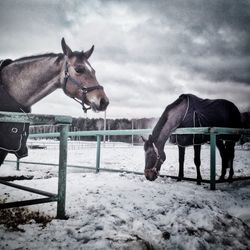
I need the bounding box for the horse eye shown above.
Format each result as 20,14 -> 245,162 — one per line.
75,66 -> 85,74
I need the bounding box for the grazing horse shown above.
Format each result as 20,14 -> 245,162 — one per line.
0,38 -> 109,165
143,94 -> 242,184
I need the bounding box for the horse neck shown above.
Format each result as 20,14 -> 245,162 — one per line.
1,55 -> 65,108
152,96 -> 188,150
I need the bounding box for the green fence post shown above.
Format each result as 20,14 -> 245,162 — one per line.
57,124 -> 69,219
16,158 -> 20,171
96,135 -> 101,173
210,128 -> 216,190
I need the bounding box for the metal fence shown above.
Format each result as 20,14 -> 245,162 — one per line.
1,110 -> 250,206
0,111 -> 72,219
10,126 -> 250,190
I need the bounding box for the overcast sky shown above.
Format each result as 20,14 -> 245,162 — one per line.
0,0 -> 249,119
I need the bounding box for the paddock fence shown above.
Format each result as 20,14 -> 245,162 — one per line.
6,125 -> 250,190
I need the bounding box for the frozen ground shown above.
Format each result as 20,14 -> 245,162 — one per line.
0,140 -> 250,249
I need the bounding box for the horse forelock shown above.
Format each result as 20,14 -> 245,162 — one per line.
71,51 -> 85,59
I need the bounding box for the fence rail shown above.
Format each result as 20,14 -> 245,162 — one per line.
8,125 -> 250,190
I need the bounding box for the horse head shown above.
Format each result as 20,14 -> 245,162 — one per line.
142,135 -> 166,181
61,38 -> 109,112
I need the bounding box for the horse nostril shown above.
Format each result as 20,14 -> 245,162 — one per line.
145,174 -> 155,181
146,170 -> 159,181
100,98 -> 109,110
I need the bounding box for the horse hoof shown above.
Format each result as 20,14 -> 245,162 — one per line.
228,178 -> 233,183
177,178 -> 182,182
197,181 -> 201,185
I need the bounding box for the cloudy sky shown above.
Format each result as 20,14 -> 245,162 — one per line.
0,0 -> 249,119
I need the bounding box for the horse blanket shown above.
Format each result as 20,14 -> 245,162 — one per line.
0,59 -> 30,158
170,94 -> 242,147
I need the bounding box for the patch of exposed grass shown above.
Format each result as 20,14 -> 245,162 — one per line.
0,198 -> 53,232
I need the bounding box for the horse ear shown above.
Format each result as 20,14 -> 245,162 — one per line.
141,136 -> 147,142
84,45 -> 94,59
61,38 -> 72,57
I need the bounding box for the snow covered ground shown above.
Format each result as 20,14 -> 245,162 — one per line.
0,141 -> 250,249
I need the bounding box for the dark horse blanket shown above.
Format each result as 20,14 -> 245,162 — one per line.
170,94 -> 241,147
0,59 -> 30,158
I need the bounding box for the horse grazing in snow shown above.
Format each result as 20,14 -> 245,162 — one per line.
143,94 -> 242,184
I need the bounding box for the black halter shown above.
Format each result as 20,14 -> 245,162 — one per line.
144,140 -> 164,177
63,62 -> 103,113
151,142 -> 164,173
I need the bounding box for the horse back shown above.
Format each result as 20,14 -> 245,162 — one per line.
191,95 -> 241,128
170,94 -> 241,146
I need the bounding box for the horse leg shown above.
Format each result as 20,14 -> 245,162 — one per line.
194,145 -> 202,185
177,146 -> 185,181
216,140 -> 227,180
225,141 -> 236,183
0,150 -> 8,166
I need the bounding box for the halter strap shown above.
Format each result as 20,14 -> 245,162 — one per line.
152,142 -> 164,172
63,62 -> 103,113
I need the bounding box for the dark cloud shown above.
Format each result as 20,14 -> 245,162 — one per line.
92,0 -> 250,86
0,0 -> 66,56
129,0 -> 250,84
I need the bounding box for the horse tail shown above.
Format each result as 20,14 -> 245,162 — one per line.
240,111 -> 250,145
0,150 -> 8,166
241,111 -> 250,128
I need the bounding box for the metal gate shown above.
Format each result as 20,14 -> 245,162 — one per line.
0,111 -> 72,219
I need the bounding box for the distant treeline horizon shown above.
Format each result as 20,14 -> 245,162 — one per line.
29,117 -> 158,143
29,111 -> 250,144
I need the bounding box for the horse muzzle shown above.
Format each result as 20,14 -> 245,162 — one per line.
89,97 -> 109,112
144,168 -> 159,181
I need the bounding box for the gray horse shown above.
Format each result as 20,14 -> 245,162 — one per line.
0,38 -> 109,165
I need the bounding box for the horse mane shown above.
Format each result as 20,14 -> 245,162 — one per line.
14,53 -> 64,63
152,95 -> 187,141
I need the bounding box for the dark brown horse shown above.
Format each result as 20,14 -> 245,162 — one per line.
0,38 -> 109,165
143,94 -> 242,184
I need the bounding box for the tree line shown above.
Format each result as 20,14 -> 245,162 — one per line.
29,117 -> 157,143
29,111 -> 250,144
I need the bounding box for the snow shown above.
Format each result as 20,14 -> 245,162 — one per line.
0,141 -> 250,249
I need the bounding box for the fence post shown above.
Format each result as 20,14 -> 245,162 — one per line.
96,135 -> 101,173
57,124 -> 69,219
210,128 -> 216,190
